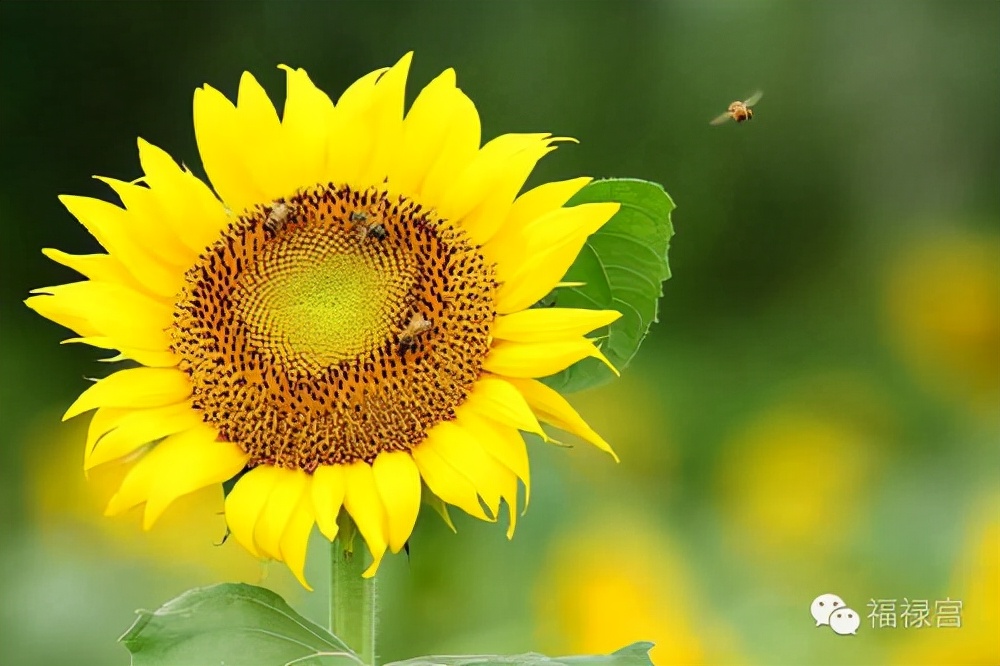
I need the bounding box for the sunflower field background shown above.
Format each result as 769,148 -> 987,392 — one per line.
1,1 -> 997,665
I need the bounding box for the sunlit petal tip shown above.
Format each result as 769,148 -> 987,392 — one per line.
505,504 -> 517,539
362,546 -> 387,579
141,505 -> 160,531
589,341 -> 621,376
104,492 -> 129,517
373,451 -> 421,553
393,51 -> 415,73
311,464 -> 347,541
436,67 -> 458,87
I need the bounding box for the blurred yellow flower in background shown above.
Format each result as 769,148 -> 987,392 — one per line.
568,375 -> 678,484
25,411 -> 265,586
885,232 -> 1000,411
715,407 -> 878,571
534,513 -> 744,665
893,494 -> 1000,665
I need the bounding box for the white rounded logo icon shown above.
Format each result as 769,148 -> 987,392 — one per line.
829,608 -> 861,635
810,593 -> 846,626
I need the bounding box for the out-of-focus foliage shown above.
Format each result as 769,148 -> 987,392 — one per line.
1,1 -> 997,665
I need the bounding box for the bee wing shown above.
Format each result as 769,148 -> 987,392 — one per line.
710,112 -> 732,126
744,90 -> 764,107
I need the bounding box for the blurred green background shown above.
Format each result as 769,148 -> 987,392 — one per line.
1,1 -> 998,664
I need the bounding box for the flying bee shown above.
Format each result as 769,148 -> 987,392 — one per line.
710,91 -> 763,125
263,202 -> 293,233
398,313 -> 432,354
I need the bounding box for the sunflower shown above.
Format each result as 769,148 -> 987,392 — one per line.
26,53 -> 620,588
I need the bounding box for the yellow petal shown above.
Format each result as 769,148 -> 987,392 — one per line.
494,202 -> 620,313
456,138 -> 569,245
60,336 -> 179,368
193,84 -> 265,214
86,402 -> 203,470
483,338 -> 618,379
342,461 -> 388,578
311,463 -> 347,540
137,138 -> 230,256
234,71 -> 299,202
24,294 -> 100,338
457,409 -> 530,506
225,466 -> 282,558
422,489 -> 457,533
416,82 -> 481,209
337,66 -> 389,108
463,375 -> 545,437
94,176 -> 194,268
423,420 -> 515,520
505,377 -> 618,460
493,308 -> 622,343
358,52 -> 411,187
141,427 -> 247,529
29,281 -> 173,352
392,68 -> 462,196
84,407 -> 130,464
58,194 -> 185,299
41,248 -> 146,294
277,65 -> 334,191
412,428 -> 490,521
63,367 -> 191,421
480,177 -> 593,279
325,64 -> 391,188
279,489 -> 316,590
103,422 -> 245,526
255,468 -> 309,561
436,133 -> 551,228
498,177 -> 593,239
372,451 -> 422,553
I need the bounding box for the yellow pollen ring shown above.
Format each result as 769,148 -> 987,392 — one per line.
235,235 -> 414,372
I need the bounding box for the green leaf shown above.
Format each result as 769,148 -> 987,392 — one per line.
539,178 -> 674,394
386,642 -> 655,665
120,583 -> 363,666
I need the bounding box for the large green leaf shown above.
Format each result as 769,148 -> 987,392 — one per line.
538,178 -> 674,394
386,642 -> 655,665
120,583 -> 362,666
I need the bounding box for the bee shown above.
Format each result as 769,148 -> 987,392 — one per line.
263,202 -> 293,233
365,224 -> 387,240
349,210 -> 387,241
710,91 -> 763,125
398,313 -> 432,354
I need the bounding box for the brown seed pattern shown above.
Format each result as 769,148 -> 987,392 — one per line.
171,184 -> 497,471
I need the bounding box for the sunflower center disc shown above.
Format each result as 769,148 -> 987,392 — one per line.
236,231 -> 411,372
172,185 -> 497,471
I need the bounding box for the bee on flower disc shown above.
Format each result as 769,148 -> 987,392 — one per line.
398,313 -> 432,354
263,202 -> 293,233
710,91 -> 763,125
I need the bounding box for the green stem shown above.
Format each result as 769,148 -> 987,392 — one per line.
330,515 -> 376,665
